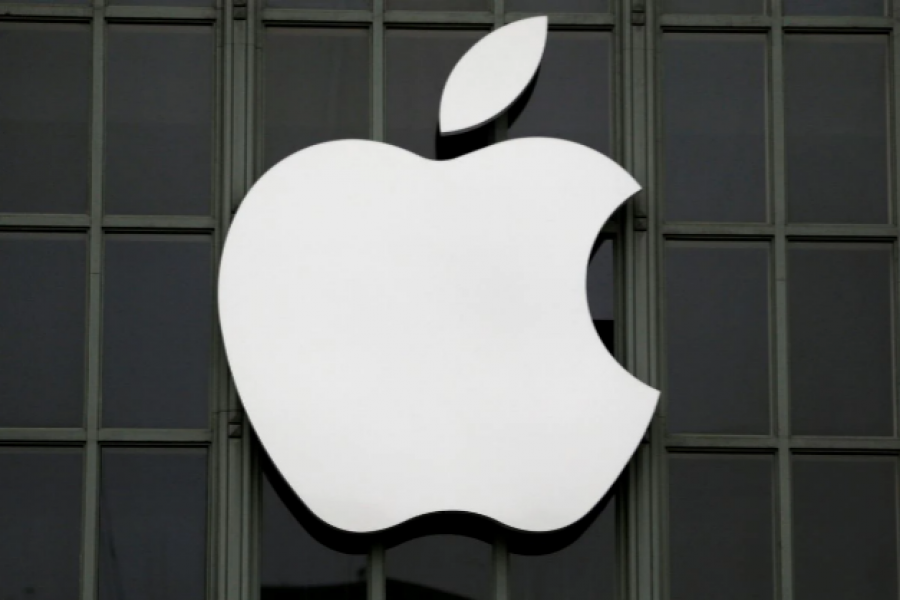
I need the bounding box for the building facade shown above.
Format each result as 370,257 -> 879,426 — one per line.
1,1 -> 898,599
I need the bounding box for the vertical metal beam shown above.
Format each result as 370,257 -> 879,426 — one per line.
769,2 -> 794,600
372,0 -> 385,143
80,2 -> 106,598
367,543 -> 386,600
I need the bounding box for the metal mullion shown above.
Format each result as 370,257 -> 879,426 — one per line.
102,214 -> 217,231
385,9 -> 493,25
0,3 -> 92,19
104,5 -> 217,22
80,3 -> 106,600
770,3 -> 794,600
790,437 -> 900,452
366,3 -> 385,600
781,15 -> 893,32
0,214 -> 91,230
505,12 -> 615,26
0,428 -> 87,443
783,224 -> 898,239
658,14 -> 771,30
98,428 -> 213,443
661,223 -> 775,238
892,0 -> 900,442
665,435 -> 779,450
628,1 -> 657,600
260,8 -> 372,23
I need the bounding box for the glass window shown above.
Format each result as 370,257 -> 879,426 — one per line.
785,35 -> 889,224
587,240 -> 614,351
506,0 -> 609,11
785,0 -> 884,16
387,535 -> 492,600
99,449 -> 207,600
387,29 -> 491,159
792,456 -> 898,600
0,234 -> 86,427
788,244 -> 894,436
261,468 -> 367,600
662,34 -> 767,223
105,25 -> 214,216
0,23 -> 91,214
264,28 -> 371,169
668,454 -> 775,600
665,243 -> 771,435
388,0 -> 488,9
510,499 -> 616,600
0,449 -> 83,600
508,31 -> 611,153
663,0 -> 763,13
102,235 -> 213,429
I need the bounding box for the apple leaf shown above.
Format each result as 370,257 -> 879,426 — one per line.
439,16 -> 548,136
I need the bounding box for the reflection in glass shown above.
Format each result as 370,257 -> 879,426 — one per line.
587,240 -> 614,352
0,234 -> 86,427
508,32 -> 611,153
506,0 -> 609,11
387,535 -> 491,600
102,236 -> 212,428
261,470 -> 367,600
387,30 -> 491,159
99,449 -> 207,600
788,245 -> 894,436
105,25 -> 214,215
665,243 -> 770,435
265,28 -> 370,169
785,0 -> 884,16
663,0 -> 762,13
388,0 -> 487,9
0,449 -> 83,600
793,456 -> 898,600
786,36 -> 888,223
0,23 -> 90,213
662,34 -> 766,222
510,499 -> 616,600
668,454 -> 774,600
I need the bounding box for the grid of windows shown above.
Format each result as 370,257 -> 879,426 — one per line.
2,1 -> 899,600
656,3 -> 900,600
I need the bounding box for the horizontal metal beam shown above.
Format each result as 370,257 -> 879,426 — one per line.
99,428 -> 212,444
102,214 -> 217,231
0,214 -> 91,231
0,428 -> 87,443
105,5 -> 218,22
0,3 -> 91,20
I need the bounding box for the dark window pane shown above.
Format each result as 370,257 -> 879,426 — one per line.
387,30 -> 490,159
511,499 -> 616,600
506,0 -> 609,11
786,36 -> 889,224
668,454 -> 774,600
0,23 -> 90,213
387,536 -> 491,600
99,449 -> 207,600
662,34 -> 767,222
105,25 -> 214,216
665,244 -> 770,435
267,0 -> 368,8
508,32 -> 611,153
785,0 -> 884,16
0,235 -> 86,427
102,236 -> 212,428
261,470 -> 366,600
788,245 -> 894,436
793,456 -> 898,600
388,0 -> 487,9
587,239 -> 615,352
0,449 -> 82,600
264,28 -> 370,169
663,0 -> 762,13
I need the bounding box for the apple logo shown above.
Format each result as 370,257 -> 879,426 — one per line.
219,16 -> 659,534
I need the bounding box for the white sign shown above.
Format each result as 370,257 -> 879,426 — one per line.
219,17 -> 659,533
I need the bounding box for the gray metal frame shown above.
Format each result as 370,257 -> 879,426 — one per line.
2,1 -> 898,599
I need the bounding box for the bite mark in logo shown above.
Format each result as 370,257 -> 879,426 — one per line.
219,17 -> 659,533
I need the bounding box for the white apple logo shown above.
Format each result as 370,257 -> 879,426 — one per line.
219,16 -> 659,534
